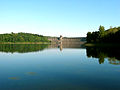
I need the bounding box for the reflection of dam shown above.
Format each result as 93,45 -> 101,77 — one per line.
47,36 -> 86,44
48,44 -> 85,51
0,44 -> 85,53
48,44 -> 85,49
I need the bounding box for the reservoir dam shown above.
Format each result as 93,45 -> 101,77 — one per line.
47,35 -> 86,45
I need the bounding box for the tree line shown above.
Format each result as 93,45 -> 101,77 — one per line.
0,32 -> 49,42
87,26 -> 120,43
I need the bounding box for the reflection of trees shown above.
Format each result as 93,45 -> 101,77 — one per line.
108,58 -> 120,65
86,47 -> 120,65
0,44 -> 48,53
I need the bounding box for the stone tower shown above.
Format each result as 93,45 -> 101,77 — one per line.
59,35 -> 63,44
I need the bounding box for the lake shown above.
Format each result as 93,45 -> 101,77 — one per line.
0,44 -> 120,90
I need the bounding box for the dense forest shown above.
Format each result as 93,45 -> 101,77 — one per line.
87,26 -> 120,43
0,32 -> 49,43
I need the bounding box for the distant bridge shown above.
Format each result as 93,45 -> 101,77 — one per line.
47,36 -> 86,44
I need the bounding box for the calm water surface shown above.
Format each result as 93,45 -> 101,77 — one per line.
0,44 -> 120,90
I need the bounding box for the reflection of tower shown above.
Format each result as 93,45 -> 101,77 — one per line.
58,35 -> 63,51
60,44 -> 63,51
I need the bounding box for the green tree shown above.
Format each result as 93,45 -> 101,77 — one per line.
87,32 -> 92,43
99,25 -> 105,32
99,25 -> 105,39
86,25 -> 120,43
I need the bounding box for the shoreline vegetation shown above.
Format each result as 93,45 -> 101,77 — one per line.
0,32 -> 50,44
1,25 -> 120,46
86,25 -> 120,46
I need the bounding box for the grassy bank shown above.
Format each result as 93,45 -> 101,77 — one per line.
85,43 -> 120,47
0,42 -> 51,44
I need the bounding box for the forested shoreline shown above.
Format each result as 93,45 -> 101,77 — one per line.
87,26 -> 120,44
0,32 -> 50,43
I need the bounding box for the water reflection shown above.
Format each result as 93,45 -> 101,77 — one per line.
0,44 -> 120,90
0,44 -> 48,53
0,44 -> 120,65
0,44 -> 85,53
86,47 -> 120,65
49,44 -> 85,51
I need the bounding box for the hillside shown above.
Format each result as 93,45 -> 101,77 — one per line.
0,32 -> 50,43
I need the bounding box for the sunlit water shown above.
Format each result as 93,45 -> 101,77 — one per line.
0,44 -> 120,90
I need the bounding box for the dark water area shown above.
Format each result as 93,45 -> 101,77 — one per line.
0,44 -> 120,90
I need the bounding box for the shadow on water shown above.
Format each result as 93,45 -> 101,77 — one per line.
86,46 -> 120,65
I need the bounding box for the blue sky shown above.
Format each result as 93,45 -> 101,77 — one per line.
0,0 -> 120,37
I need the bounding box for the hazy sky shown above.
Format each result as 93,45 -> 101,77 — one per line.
0,0 -> 120,37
